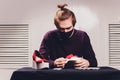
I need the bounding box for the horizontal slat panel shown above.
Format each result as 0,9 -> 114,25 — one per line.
109,24 -> 120,66
0,24 -> 29,69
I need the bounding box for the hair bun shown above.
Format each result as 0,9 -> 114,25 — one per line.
57,4 -> 68,10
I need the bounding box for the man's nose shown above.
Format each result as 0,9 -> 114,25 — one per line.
63,29 -> 68,32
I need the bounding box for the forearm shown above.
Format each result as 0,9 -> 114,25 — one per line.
88,58 -> 98,67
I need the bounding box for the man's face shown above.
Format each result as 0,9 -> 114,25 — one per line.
57,16 -> 74,32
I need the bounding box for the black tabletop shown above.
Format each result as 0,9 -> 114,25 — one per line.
10,66 -> 120,80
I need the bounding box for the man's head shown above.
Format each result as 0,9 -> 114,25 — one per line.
54,4 -> 76,32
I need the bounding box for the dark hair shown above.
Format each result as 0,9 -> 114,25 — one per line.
54,4 -> 76,27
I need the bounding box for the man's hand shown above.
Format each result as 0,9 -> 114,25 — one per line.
74,57 -> 90,68
54,57 -> 67,68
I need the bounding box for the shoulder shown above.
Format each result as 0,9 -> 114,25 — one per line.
43,29 -> 58,39
74,29 -> 88,36
74,29 -> 90,41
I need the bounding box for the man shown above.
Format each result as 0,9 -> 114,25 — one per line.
39,4 -> 97,68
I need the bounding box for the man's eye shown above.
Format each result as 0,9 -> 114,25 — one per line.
66,28 -> 71,30
60,28 -> 64,30
66,26 -> 72,30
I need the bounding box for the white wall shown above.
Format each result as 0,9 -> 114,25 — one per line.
0,0 -> 120,80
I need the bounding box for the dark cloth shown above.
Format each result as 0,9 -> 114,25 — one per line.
10,67 -> 120,80
39,29 -> 97,68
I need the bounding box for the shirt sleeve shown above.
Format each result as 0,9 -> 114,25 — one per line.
39,32 -> 55,68
82,32 -> 98,67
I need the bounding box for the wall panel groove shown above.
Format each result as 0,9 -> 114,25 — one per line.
0,24 -> 29,69
109,24 -> 120,66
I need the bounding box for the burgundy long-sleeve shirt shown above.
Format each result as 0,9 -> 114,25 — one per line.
39,29 -> 97,68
